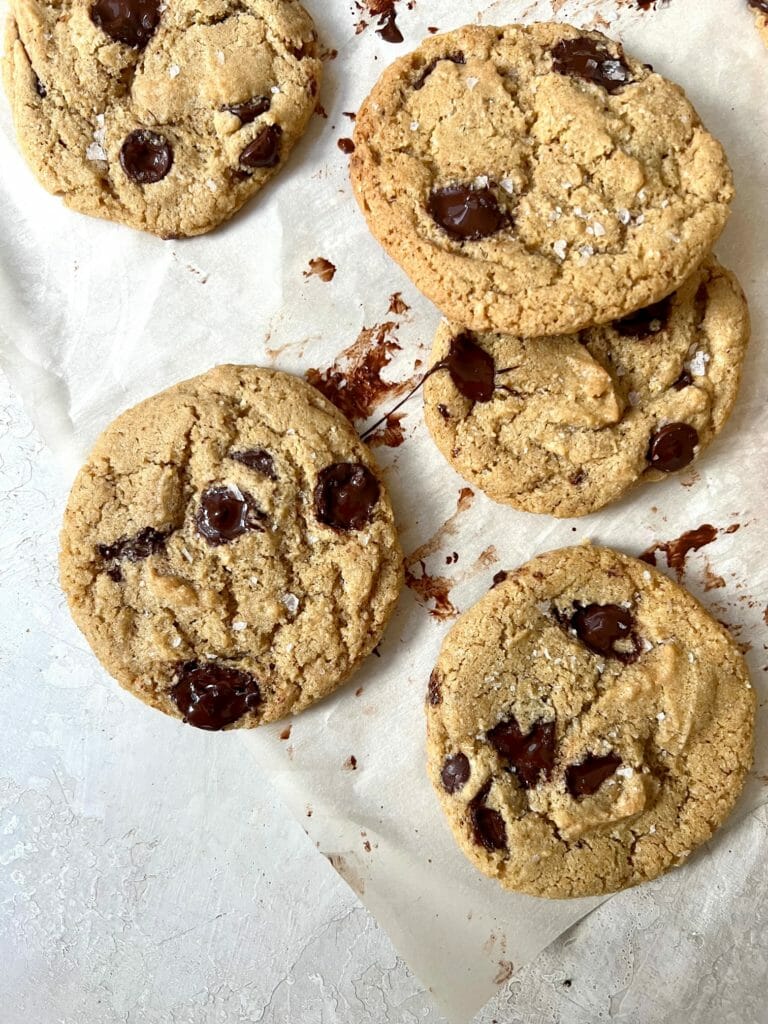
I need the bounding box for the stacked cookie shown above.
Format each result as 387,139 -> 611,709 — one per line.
350,22 -> 755,896
351,22 -> 749,517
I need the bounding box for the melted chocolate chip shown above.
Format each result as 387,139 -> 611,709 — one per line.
240,125 -> 282,169
338,137 -> 355,154
98,526 -> 169,566
427,668 -> 442,706
469,785 -> 507,851
314,463 -> 380,531
566,753 -> 622,798
748,0 -> 768,12
673,369 -> 693,391
571,603 -> 639,661
224,96 -> 271,124
120,129 -> 173,184
491,570 -> 508,588
487,717 -> 556,789
614,297 -> 671,339
647,423 -> 698,472
376,8 -> 403,43
437,403 -> 450,420
443,332 -> 496,402
413,51 -> 465,89
428,185 -> 504,241
552,37 -> 634,94
171,662 -> 261,730
195,485 -> 264,545
90,0 -> 161,47
229,449 -> 277,480
441,753 -> 471,793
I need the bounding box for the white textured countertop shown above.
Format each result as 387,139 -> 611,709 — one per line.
2,370 -> 768,1024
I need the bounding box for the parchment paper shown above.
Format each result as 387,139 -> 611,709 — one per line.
1,1 -> 767,1020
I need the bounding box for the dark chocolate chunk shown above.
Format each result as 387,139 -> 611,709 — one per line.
491,570 -> 508,588
748,0 -> 768,13
229,448 -> 277,480
441,753 -> 471,793
487,717 -> 556,789
240,125 -> 282,169
98,526 -> 169,566
337,137 -> 355,154
34,75 -> 47,98
551,37 -> 634,94
90,0 -> 161,48
195,485 -> 264,545
428,185 -> 504,241
120,129 -> 173,184
444,332 -> 496,402
469,785 -> 507,851
673,369 -> 693,391
171,661 -> 261,730
314,463 -> 380,530
647,423 -> 698,472
566,753 -> 622,798
614,297 -> 671,339
224,96 -> 271,124
571,603 -> 639,661
414,51 -> 465,89
427,668 -> 442,706
436,403 -> 450,420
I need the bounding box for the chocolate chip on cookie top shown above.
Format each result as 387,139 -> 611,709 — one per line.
4,0 -> 323,236
351,22 -> 733,335
423,257 -> 749,517
426,544 -> 754,898
59,366 -> 403,730
90,0 -> 162,48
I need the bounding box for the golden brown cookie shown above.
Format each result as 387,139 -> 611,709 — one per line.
3,0 -> 322,236
426,544 -> 754,898
423,257 -> 749,517
351,22 -> 733,335
60,365 -> 403,729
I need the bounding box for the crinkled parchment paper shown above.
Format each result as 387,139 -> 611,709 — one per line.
1,1 -> 767,1020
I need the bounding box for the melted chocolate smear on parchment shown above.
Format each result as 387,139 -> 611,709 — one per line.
306,318 -> 420,446
640,523 -> 740,576
404,490 -> 499,619
352,0 -> 407,41
365,411 -> 406,449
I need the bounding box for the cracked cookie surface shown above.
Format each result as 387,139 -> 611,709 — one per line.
3,0 -> 321,236
350,22 -> 733,335
426,544 -> 754,898
60,365 -> 403,729
423,256 -> 749,518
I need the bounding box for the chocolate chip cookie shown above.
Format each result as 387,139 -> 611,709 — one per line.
423,257 -> 749,518
350,23 -> 734,335
59,365 -> 403,729
426,544 -> 754,898
748,0 -> 768,45
3,0 -> 322,236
